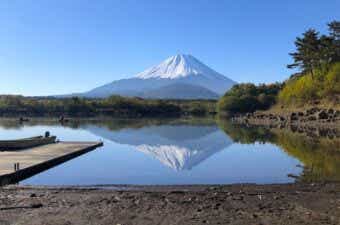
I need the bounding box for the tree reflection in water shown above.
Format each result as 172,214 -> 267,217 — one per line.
218,119 -> 340,182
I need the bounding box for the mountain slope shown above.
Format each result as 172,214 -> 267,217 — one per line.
74,54 -> 236,99
141,83 -> 219,99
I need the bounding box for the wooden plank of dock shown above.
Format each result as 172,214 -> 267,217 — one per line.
0,141 -> 103,185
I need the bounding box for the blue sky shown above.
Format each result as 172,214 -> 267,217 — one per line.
0,0 -> 339,96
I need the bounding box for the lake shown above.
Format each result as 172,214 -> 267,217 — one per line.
0,118 -> 339,186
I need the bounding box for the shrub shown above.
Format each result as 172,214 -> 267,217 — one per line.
278,62 -> 340,105
324,62 -> 340,95
217,83 -> 282,116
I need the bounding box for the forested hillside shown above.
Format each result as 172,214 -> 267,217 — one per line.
279,21 -> 339,106
218,21 -> 340,116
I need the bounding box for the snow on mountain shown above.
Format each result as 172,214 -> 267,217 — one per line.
65,54 -> 236,99
136,54 -> 227,80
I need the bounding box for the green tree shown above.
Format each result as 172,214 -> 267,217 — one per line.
328,21 -> 340,62
288,21 -> 340,78
287,29 -> 321,78
217,83 -> 282,116
328,20 -> 340,40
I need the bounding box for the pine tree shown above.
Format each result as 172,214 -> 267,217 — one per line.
328,21 -> 340,40
328,21 -> 340,62
287,29 -> 321,78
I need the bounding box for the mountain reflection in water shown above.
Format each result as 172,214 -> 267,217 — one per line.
87,119 -> 340,182
0,118 -> 338,185
87,124 -> 232,171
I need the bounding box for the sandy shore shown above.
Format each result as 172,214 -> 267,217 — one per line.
0,183 -> 339,225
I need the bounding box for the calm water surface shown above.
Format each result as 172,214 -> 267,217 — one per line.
0,119 -> 338,185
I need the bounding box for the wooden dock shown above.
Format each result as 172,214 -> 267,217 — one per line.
0,141 -> 103,186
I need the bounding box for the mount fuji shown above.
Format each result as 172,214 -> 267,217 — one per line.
73,54 -> 236,99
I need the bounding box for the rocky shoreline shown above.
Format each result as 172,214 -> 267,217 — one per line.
232,107 -> 340,138
0,183 -> 339,225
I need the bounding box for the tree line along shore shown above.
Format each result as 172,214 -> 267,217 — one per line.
0,95 -> 217,118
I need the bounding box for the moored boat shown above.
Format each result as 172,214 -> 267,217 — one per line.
0,136 -> 57,151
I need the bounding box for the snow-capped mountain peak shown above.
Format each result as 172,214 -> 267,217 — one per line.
136,54 -> 225,80
63,54 -> 236,99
